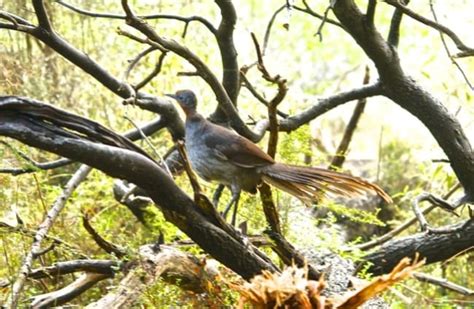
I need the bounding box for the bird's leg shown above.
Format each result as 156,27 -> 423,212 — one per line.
212,184 -> 225,208
222,188 -> 241,226
230,192 -> 241,226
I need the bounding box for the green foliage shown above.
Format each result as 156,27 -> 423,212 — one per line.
278,125 -> 316,165
323,200 -> 385,226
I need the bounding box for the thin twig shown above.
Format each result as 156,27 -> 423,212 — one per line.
293,1 -> 343,29
123,116 -> 172,177
55,0 -> 216,33
314,5 -> 332,41
0,140 -> 73,175
330,66 -> 369,169
414,272 -> 474,296
239,72 -> 289,118
0,221 -> 86,258
82,215 -> 127,258
384,0 -> 474,57
412,192 -> 461,233
428,0 -> 473,90
134,52 -> 168,90
124,46 -> 160,81
6,164 -> 92,308
263,5 -> 286,55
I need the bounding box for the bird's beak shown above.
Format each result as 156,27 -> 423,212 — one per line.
165,93 -> 177,100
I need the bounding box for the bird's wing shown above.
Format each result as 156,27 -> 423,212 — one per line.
203,123 -> 274,168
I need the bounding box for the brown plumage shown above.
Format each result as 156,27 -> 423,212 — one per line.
166,90 -> 391,223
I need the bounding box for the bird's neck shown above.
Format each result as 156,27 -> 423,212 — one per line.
182,106 -> 198,118
185,110 -> 205,124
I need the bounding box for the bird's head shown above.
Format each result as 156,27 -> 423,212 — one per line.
165,89 -> 197,115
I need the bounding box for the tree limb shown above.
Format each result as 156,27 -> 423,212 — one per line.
384,0 -> 474,57
363,219 -> 474,275
31,272 -> 110,308
29,260 -> 119,279
209,0 -> 240,123
279,82 -> 383,131
55,0 -> 216,33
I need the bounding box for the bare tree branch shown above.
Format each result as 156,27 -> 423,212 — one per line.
124,46 -> 161,81
330,66 -> 370,169
263,5 -> 286,55
210,0 -> 240,122
279,82 -> 383,131
32,0 -> 53,31
366,0 -> 377,24
82,215 -> 127,258
292,1 -> 344,29
384,0 -> 474,57
134,52 -> 168,90
29,260 -> 119,279
346,183 -> 461,251
239,72 -> 289,118
55,0 -> 216,33
428,0 -> 473,90
363,219 -> 474,275
31,272 -> 110,308
414,272 -> 474,296
387,0 -> 409,47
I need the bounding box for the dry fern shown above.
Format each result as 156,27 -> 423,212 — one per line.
232,255 -> 425,309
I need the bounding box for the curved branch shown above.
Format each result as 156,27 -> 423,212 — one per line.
0,157 -> 73,175
32,0 -> 53,31
29,260 -> 119,279
279,82 -> 383,131
55,0 -> 216,33
215,0 -> 239,101
384,0 -> 474,56
209,0 -> 240,122
292,1 -> 344,29
387,0 -> 409,47
366,0 -> 377,24
31,273 -> 110,308
0,117 -> 168,175
0,11 -> 35,32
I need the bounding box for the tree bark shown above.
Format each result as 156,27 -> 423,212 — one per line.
363,220 -> 474,275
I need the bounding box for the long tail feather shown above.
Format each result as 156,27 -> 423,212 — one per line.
261,163 -> 392,204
